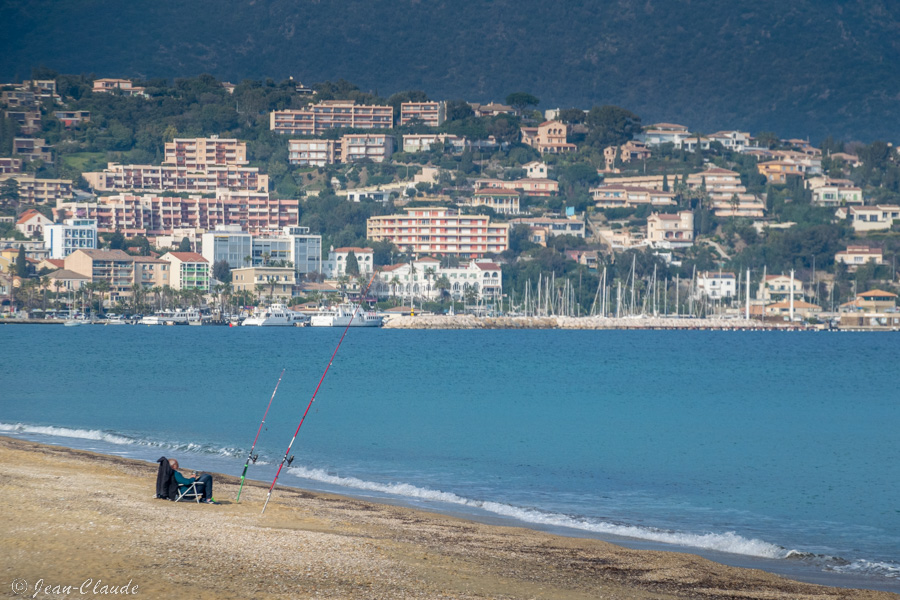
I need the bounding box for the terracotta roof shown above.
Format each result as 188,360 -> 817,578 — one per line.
858,289 -> 898,298
475,262 -> 501,271
415,256 -> 440,263
334,247 -> 373,253
16,209 -> 44,224
44,259 -> 64,269
164,252 -> 208,263
768,300 -> 821,309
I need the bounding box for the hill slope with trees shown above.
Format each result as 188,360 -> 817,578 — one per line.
3,0 -> 900,141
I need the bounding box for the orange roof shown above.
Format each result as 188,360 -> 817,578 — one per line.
475,263 -> 501,271
334,247 -> 373,253
165,252 -> 207,263
16,209 -> 43,224
858,289 -> 898,298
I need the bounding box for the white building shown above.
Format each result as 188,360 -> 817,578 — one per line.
201,225 -> 253,269
696,271 -> 736,300
323,247 -> 375,278
646,212 -> 694,247
836,205 -> 900,232
15,209 -> 53,238
375,258 -> 502,301
43,218 -> 98,259
200,226 -> 322,275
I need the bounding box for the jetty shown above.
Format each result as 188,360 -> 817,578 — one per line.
383,315 -> 796,330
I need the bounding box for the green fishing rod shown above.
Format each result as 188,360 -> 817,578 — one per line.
236,368 -> 285,502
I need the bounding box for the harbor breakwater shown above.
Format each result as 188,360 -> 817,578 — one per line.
382,315 -> 794,330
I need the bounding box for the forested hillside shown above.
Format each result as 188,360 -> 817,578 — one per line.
3,0 -> 900,141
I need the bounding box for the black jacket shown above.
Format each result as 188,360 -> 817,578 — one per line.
156,456 -> 178,500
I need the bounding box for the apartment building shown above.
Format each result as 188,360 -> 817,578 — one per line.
163,136 -> 248,168
76,190 -> 297,237
92,78 -> 147,97
132,256 -> 171,289
1,175 -> 73,204
508,216 -> 585,244
696,271 -> 736,300
201,226 -> 322,275
159,252 -> 209,292
288,139 -> 339,167
399,101 -> 446,127
463,189 -> 521,214
0,158 -> 22,174
43,218 -> 98,259
687,167 -> 765,218
83,162 -> 268,193
473,177 -> 559,197
590,184 -> 677,208
323,247 -> 375,278
402,133 -> 466,153
835,246 -> 883,270
646,212 -> 694,247
759,274 -> 804,303
270,101 -> 393,135
836,205 -> 900,232
13,137 -> 53,163
231,266 -> 296,300
375,258 -> 502,301
1,89 -> 37,108
5,110 -> 41,134
288,134 -> 394,166
64,249 -> 135,302
520,121 -> 576,154
367,207 -> 509,258
810,183 -> 863,207
757,160 -> 804,183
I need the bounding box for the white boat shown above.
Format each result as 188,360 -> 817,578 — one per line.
309,303 -> 384,327
140,308 -> 201,325
241,304 -> 309,327
64,318 -> 90,327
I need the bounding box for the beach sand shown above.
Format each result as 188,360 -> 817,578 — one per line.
1,436 -> 895,600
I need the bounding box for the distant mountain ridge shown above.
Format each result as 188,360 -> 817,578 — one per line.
3,0 -> 900,141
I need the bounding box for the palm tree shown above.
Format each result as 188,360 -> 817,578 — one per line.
254,283 -> 266,305
424,267 -> 436,301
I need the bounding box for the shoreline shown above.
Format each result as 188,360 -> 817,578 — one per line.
1,435 -> 896,599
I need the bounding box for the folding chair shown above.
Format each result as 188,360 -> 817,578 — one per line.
175,479 -> 206,503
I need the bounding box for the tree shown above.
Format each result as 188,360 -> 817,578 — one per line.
505,92 -> 540,113
585,105 -> 641,148
212,259 -> 231,283
178,237 -> 192,252
0,178 -> 20,208
107,231 -> 126,250
445,99 -> 474,121
15,245 -> 27,277
345,251 -> 360,277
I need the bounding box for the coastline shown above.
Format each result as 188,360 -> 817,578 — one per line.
1,435 -> 895,600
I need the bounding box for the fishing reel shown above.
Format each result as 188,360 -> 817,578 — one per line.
287,455 -> 295,466
250,453 -> 259,464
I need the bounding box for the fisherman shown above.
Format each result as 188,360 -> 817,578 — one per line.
169,458 -> 217,504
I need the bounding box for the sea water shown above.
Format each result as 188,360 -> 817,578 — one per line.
1,325 -> 898,592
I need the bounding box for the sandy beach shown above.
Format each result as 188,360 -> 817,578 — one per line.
1,436 -> 895,600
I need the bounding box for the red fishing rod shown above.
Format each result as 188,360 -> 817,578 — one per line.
261,271 -> 380,514
236,368 -> 285,502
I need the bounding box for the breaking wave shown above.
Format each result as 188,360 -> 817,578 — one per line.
0,421 -> 242,459
286,465 -> 788,559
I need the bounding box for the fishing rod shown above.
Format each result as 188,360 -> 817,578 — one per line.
261,271 -> 380,515
236,368 -> 285,502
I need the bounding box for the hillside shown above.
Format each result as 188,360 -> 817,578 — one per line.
3,0 -> 900,141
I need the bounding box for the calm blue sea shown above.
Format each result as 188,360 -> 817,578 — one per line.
1,325 -> 898,592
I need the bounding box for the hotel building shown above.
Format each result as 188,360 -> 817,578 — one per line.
270,101 -> 393,135
367,207 -> 509,258
399,101 -> 446,127
43,218 -> 98,259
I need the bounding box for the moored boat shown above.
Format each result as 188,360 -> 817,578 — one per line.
241,304 -> 309,326
309,302 -> 383,327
